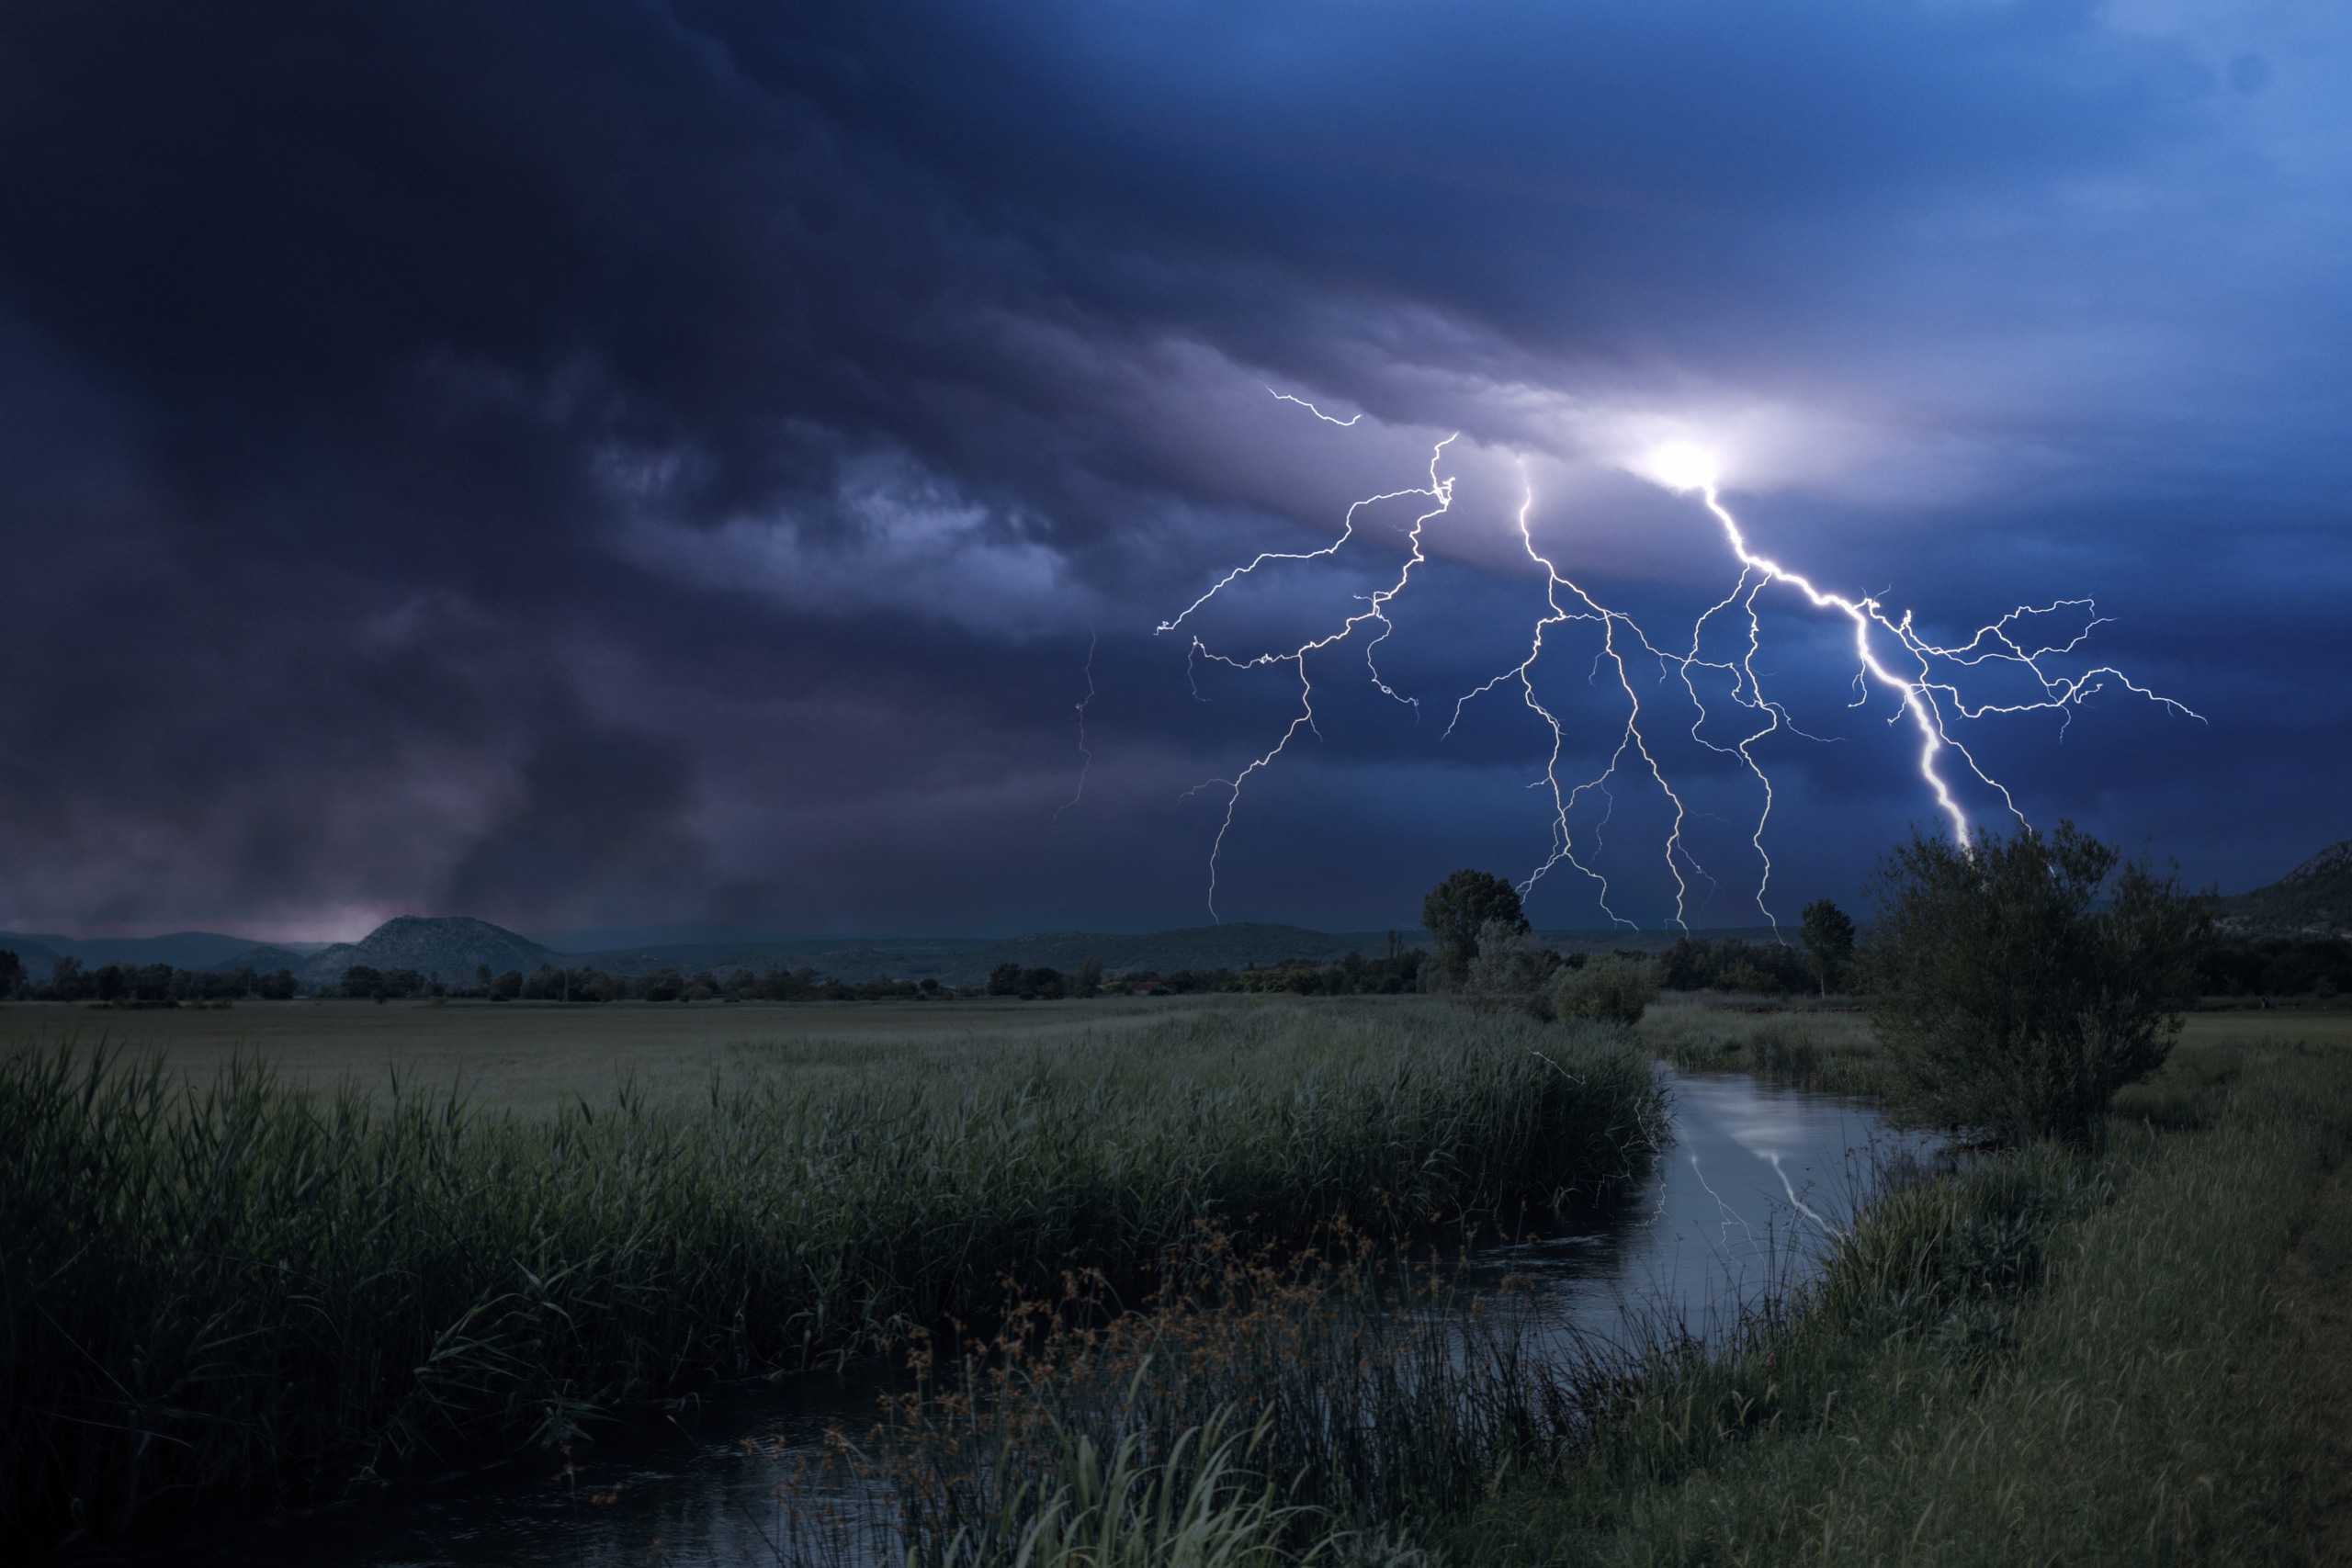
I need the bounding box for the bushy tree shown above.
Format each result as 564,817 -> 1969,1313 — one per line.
0,949 -> 27,997
1421,870 -> 1527,977
47,957 -> 86,1000
1552,953 -> 1661,1026
1800,898 -> 1857,996
1867,822 -> 2212,1146
1460,919 -> 1562,1019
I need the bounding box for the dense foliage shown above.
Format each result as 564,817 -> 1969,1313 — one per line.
1552,953 -> 1662,1025
1654,933 -> 1816,994
2194,932 -> 2352,998
2,954 -> 298,1003
1798,898 -> 1857,995
1865,822 -> 2212,1145
1421,870 -> 1527,976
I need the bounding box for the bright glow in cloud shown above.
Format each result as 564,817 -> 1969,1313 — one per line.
1641,441 -> 1722,493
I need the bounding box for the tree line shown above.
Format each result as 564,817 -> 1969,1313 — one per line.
1428,820 -> 2243,1146
0,954 -> 299,1004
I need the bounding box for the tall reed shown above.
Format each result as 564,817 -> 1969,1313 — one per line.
738,1222 -> 1625,1568
0,1001 -> 1659,1553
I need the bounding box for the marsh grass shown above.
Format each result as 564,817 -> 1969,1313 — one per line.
734,1221 -> 1635,1568
0,1003 -> 1658,1554
1643,1000 -> 1884,1096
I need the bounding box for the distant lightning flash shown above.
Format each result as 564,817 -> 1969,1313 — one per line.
1165,400 -> 2202,927
1055,629 -> 1098,823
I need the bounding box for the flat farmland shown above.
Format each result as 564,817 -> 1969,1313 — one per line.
0,994 -> 1245,1108
7,993 -> 2341,1111
2177,1002 -> 2352,1051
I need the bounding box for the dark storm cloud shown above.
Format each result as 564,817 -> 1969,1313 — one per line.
0,0 -> 2343,935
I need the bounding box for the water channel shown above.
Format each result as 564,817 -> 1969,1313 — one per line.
118,1068 -> 1917,1568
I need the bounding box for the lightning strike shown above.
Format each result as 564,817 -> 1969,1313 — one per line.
1054,629 -> 1098,823
1165,397 -> 2203,928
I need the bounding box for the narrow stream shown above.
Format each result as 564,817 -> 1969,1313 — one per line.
114,1069 -> 1915,1568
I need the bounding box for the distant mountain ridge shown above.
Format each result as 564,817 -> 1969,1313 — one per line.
213,915 -> 1777,989
0,934 -> 65,973
2219,839 -> 2352,937
0,930 -> 263,970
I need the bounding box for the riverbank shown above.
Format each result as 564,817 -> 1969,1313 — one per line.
0,998 -> 1661,1558
1442,1026 -> 2352,1565
797,1017 -> 2350,1568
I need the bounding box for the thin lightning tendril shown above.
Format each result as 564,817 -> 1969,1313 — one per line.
1165,396 -> 2205,928
1266,389 -> 1363,426
1054,629 -> 1097,823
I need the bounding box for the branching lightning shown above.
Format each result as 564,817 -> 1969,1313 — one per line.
1161,435 -> 1456,919
1164,399 -> 2203,928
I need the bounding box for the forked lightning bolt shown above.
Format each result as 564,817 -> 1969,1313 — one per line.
1165,401 -> 2202,927
1160,434 -> 1456,919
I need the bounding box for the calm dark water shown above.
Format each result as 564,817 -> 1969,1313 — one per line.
107,1068 -> 1909,1568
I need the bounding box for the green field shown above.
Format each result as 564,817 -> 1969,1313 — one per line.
1638,992 -> 2352,1098
10,990 -> 2341,1111
0,993 -> 1221,1108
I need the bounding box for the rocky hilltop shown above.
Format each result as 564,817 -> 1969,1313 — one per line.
2218,839 -> 2352,937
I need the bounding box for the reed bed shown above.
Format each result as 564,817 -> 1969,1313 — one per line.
732,1222 -> 1631,1568
0,1001 -> 1659,1554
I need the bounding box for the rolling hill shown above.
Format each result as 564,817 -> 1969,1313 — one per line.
2218,839 -> 2352,937
215,917 -> 562,986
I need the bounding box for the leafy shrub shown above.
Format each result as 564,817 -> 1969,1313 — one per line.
1553,953 -> 1660,1026
1867,821 -> 2212,1145
1460,919 -> 1562,1019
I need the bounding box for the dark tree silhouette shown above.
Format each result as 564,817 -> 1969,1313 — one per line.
1800,898 -> 1857,996
1421,870 -> 1527,974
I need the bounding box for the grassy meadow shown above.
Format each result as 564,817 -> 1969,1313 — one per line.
0,996 -> 1662,1557
0,993 -> 1216,1109
1640,990 -> 2352,1098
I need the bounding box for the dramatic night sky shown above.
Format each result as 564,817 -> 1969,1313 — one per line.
2,0 -> 2345,942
